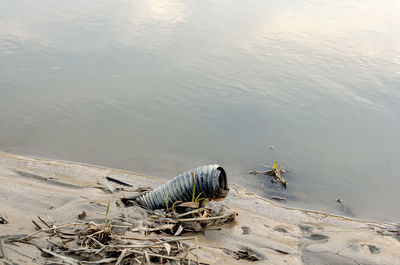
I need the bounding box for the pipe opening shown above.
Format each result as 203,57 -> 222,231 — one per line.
217,166 -> 228,190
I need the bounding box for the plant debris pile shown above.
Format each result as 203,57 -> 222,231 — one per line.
123,197 -> 237,236
3,185 -> 237,264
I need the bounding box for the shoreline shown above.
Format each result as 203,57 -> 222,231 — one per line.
1,152 -> 399,264
0,151 -> 393,225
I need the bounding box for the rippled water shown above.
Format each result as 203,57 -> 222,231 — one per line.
1,0 -> 399,221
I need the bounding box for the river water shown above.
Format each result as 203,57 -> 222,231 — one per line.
1,0 -> 399,222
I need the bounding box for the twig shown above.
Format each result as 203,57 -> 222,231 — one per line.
130,249 -> 181,261
108,237 -> 198,253
41,248 -> 79,265
149,237 -> 198,247
46,214 -> 54,225
0,240 -> 5,259
141,250 -> 150,265
175,213 -> 236,222
2,244 -> 39,262
195,237 -> 200,265
63,247 -> 102,253
94,246 -> 106,255
38,216 -> 52,228
88,221 -> 103,230
108,244 -> 160,249
105,176 -> 133,187
14,222 -> 85,242
115,249 -> 127,265
87,236 -> 105,248
180,248 -> 190,265
81,258 -> 118,264
175,208 -> 204,218
31,220 -> 42,230
107,225 -> 131,228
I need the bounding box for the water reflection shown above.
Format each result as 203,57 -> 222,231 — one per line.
0,0 -> 186,54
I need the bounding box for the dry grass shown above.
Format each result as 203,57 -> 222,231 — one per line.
4,187 -> 237,265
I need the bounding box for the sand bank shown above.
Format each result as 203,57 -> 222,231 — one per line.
0,153 -> 399,264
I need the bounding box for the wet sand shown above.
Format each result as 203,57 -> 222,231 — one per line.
0,152 -> 399,264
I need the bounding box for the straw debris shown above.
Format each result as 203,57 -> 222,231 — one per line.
3,184 -> 237,264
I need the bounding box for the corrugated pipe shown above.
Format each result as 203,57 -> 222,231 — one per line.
138,165 -> 229,210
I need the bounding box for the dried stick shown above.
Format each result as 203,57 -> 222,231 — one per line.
41,248 -> 79,265
31,220 -> 42,230
0,240 -> 4,259
175,208 -> 204,218
16,222 -> 85,242
2,244 -> 38,263
175,213 -> 236,222
115,249 -> 127,265
180,248 -> 190,265
130,249 -> 181,261
38,216 -> 52,228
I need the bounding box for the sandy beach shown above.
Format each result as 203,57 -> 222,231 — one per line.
1,152 -> 399,264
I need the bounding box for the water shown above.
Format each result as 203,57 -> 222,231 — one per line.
1,0 -> 399,222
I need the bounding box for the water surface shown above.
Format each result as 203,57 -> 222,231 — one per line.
1,0 -> 400,221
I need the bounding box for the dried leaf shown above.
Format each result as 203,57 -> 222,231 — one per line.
174,225 -> 184,236
163,243 -> 171,255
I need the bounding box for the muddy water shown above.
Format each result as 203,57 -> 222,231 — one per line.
0,0 -> 399,221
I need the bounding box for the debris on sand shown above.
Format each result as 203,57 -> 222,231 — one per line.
371,224 -> 400,242
122,196 -> 237,235
0,216 -> 8,224
3,183 -> 237,265
2,165 -> 237,264
270,196 -> 287,202
222,247 -> 262,261
78,210 -> 88,220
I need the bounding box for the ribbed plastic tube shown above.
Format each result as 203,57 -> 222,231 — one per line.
139,165 -> 228,210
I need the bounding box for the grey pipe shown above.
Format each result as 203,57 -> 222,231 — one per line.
138,165 -> 229,210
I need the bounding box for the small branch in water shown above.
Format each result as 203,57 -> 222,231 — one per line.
249,161 -> 287,189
